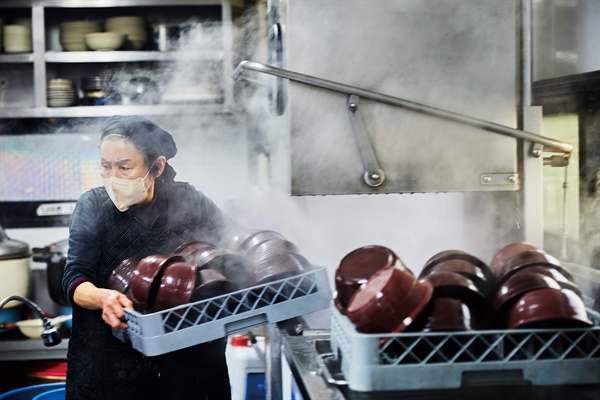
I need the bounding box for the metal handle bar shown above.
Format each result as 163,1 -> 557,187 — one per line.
232,61 -> 573,155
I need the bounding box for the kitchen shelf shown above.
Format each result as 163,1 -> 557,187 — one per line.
45,50 -> 225,63
0,54 -> 34,63
0,104 -> 230,118
0,0 -> 241,118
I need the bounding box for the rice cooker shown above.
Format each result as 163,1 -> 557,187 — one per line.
0,225 -> 31,308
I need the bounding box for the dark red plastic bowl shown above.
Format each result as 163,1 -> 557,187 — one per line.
492,272 -> 562,328
496,249 -> 566,283
489,242 -> 539,277
192,268 -> 241,301
346,266 -> 432,334
419,259 -> 496,300
152,261 -> 197,311
508,288 -> 593,329
130,254 -> 185,312
108,256 -> 142,296
422,250 -> 494,284
419,271 -> 489,318
415,297 -> 473,332
335,245 -> 410,315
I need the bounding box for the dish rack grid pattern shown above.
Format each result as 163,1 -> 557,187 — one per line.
330,306 -> 600,392
114,265 -> 331,356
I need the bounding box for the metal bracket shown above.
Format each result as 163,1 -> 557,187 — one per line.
544,155 -> 570,167
346,95 -> 385,187
479,173 -> 519,186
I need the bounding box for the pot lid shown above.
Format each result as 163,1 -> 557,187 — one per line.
0,225 -> 31,259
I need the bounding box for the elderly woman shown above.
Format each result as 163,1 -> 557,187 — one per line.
62,115 -> 233,400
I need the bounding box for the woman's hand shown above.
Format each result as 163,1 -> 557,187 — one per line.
101,289 -> 134,330
73,282 -> 134,330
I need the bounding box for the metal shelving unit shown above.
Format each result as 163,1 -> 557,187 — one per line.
0,0 -> 242,117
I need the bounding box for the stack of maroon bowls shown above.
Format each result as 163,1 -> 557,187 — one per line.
129,254 -> 195,313
334,245 -> 432,333
416,250 -> 492,331
489,242 -> 591,329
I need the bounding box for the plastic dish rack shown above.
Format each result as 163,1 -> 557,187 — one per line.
113,265 -> 331,356
329,306 -> 600,392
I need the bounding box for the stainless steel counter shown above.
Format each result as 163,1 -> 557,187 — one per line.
281,332 -> 600,400
0,338 -> 68,361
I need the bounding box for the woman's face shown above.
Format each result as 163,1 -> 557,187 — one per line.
100,135 -> 155,203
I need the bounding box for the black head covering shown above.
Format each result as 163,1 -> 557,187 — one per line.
101,115 -> 178,182
101,115 -> 178,159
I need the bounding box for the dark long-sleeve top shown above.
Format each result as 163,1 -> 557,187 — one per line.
62,180 -> 234,400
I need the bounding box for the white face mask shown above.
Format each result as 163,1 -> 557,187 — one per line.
103,167 -> 153,212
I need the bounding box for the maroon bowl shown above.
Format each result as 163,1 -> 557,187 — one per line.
419,259 -> 496,300
236,230 -> 287,254
129,254 -> 185,312
247,238 -> 301,263
252,252 -> 305,285
496,250 -> 566,283
422,250 -> 494,283
108,256 -> 142,296
489,242 -> 539,277
346,266 -> 433,334
419,271 -> 489,318
508,288 -> 593,329
152,261 -> 197,312
192,268 -> 241,301
334,245 -> 410,315
503,265 -> 581,295
189,247 -> 254,288
412,298 -> 474,332
492,272 -> 563,328
172,240 -> 218,260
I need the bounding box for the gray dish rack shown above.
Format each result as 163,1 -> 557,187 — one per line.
113,265 -> 331,356
328,306 -> 600,392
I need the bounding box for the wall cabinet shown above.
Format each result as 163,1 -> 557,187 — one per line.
0,0 -> 243,118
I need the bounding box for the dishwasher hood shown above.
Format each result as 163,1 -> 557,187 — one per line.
236,0 -> 572,196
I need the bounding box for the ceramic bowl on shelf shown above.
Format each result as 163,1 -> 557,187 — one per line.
15,315 -> 72,339
84,32 -> 127,51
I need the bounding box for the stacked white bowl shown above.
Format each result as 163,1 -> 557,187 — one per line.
3,19 -> 32,53
106,16 -> 147,50
47,78 -> 77,107
60,20 -> 101,51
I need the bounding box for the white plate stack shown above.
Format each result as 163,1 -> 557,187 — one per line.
60,20 -> 101,51
3,22 -> 32,53
106,16 -> 147,50
47,78 -> 77,107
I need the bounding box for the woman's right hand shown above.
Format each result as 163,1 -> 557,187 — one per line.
73,282 -> 134,330
101,289 -> 134,330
